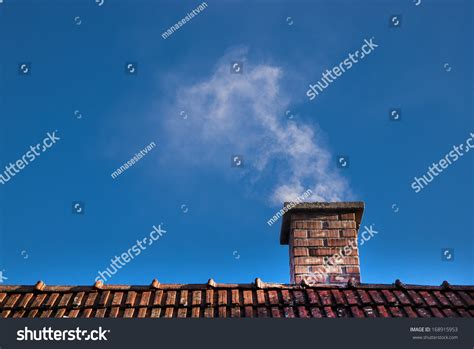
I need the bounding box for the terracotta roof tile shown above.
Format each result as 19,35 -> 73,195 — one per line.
192,290 -> 202,306
231,289 -> 239,305
191,306 -> 200,318
432,291 -> 450,306
112,292 -> 124,307
444,291 -> 464,307
318,290 -> 332,306
363,306 -> 376,318
204,307 -> 214,318
430,307 -> 445,318
13,310 -> 26,318
416,308 -> 431,318
26,309 -> 38,318
268,290 -> 279,305
82,308 -> 93,318
178,290 -> 188,306
18,293 -> 34,309
218,306 -> 227,318
84,293 -> 98,307
381,290 -> 397,305
331,290 -> 345,305
419,291 -> 437,307
282,306 -> 295,318
138,307 -> 148,318
30,293 -> 47,308
323,306 -> 336,318
177,308 -> 188,318
393,290 -> 411,305
351,305 -> 364,318
218,290 -> 227,306
281,290 -> 292,305
244,306 -> 253,318
457,291 -> 473,306
456,308 -> 470,317
164,307 -> 174,318
69,309 -> 80,318
306,289 -> 320,305
150,308 -> 161,318
125,291 -> 137,307
243,290 -> 253,305
140,291 -> 151,307
389,307 -> 404,317
343,290 -> 358,305
58,293 -> 72,308
406,290 -> 424,306
271,307 -> 281,318
4,294 -> 21,309
403,306 -> 418,318
109,307 -> 120,318
205,289 -> 214,306
292,290 -> 304,305
55,308 -> 66,318
124,308 -> 135,318
153,290 -> 163,306
357,290 -> 372,305
98,291 -> 110,307
72,292 -> 85,308
297,306 -> 309,318
230,306 -> 240,318
165,291 -> 176,306
257,307 -> 268,318
310,307 -> 323,318
376,305 -> 389,318
256,290 -> 266,305
441,308 -> 457,317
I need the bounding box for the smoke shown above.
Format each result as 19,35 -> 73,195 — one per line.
162,48 -> 352,205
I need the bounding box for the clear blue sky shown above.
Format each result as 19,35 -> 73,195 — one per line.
0,0 -> 472,286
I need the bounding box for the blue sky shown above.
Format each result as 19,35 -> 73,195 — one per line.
0,0 -> 472,286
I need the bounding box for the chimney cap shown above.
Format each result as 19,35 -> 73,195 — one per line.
280,202 -> 365,244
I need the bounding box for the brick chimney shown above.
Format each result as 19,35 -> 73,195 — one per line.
280,202 -> 364,285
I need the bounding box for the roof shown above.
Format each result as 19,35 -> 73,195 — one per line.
280,202 -> 365,244
1,279 -> 472,318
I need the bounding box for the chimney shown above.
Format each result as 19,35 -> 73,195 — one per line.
280,202 -> 364,285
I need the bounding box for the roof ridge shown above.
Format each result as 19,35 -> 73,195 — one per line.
1,280 -> 473,293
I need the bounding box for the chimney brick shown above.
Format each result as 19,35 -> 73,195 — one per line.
280,202 -> 364,285
308,230 -> 340,238
293,247 -> 309,256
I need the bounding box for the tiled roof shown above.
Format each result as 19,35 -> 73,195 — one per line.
0,279 -> 473,318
